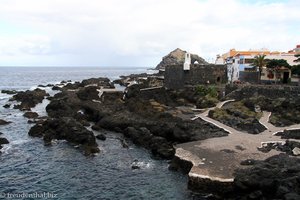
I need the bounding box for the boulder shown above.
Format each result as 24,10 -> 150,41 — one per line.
23,112 -> 39,119
3,104 -> 11,108
52,86 -> 62,91
131,160 -> 141,170
28,124 -> 45,137
96,134 -> 106,141
80,77 -> 114,88
77,86 -> 101,101
46,99 -> 75,118
1,90 -> 17,95
28,117 -> 99,155
292,147 -> 300,156
0,119 -> 11,125
125,84 -> 141,99
91,125 -> 101,131
155,48 -> 208,70
63,82 -> 81,90
0,137 -> 9,145
0,137 -> 9,150
10,88 -> 49,110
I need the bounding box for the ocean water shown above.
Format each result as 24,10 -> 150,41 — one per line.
0,67 -> 199,200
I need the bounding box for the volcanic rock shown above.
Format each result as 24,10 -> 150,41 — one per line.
96,134 -> 106,141
10,88 -> 49,110
0,137 -> 9,150
0,137 -> 9,145
234,154 -> 300,199
155,48 -> 208,70
3,104 -> 11,108
1,90 -> 17,95
28,117 -> 99,155
0,119 -> 11,125
80,77 -> 114,88
77,86 -> 101,101
23,112 -> 39,119
52,86 -> 62,91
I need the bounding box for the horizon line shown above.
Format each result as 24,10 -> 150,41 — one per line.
0,65 -> 152,68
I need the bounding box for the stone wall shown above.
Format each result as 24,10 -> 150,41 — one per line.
165,64 -> 227,89
164,65 -> 184,89
226,84 -> 300,100
239,71 -> 259,83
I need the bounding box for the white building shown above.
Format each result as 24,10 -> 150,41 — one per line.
216,46 -> 299,82
183,52 -> 191,70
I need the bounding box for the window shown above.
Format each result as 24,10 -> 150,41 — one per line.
245,59 -> 254,64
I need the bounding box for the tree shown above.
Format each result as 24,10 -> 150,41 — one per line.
292,64 -> 300,76
294,54 -> 300,63
251,54 -> 266,79
266,59 -> 291,69
266,59 -> 291,84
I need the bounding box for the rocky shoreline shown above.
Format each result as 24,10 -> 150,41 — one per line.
0,119 -> 10,150
1,73 -> 300,199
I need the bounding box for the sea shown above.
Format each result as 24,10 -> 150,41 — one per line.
0,67 -> 202,200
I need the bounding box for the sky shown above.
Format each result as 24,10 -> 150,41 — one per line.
0,0 -> 299,67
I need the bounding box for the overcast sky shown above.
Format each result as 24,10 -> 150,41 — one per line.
0,0 -> 299,67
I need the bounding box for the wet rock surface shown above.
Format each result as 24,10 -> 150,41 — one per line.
23,111 -> 39,119
3,104 -> 11,108
96,133 -> 106,141
28,117 -> 99,155
0,137 -> 9,145
80,77 -> 114,88
10,88 -> 49,110
0,137 -> 9,150
1,90 -> 18,95
0,119 -> 12,125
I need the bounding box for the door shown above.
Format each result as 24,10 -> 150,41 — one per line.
283,72 -> 289,84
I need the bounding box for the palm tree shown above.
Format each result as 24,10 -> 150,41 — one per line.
252,54 -> 266,81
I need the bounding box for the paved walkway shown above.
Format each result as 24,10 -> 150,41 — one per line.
175,100 -> 300,182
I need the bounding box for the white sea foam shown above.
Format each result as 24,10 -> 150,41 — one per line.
29,86 -> 38,90
0,93 -> 12,100
0,139 -> 29,155
132,161 -> 154,169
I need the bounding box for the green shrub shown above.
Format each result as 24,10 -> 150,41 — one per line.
195,85 -> 218,98
196,95 -> 219,109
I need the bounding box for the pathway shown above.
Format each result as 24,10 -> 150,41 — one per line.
175,100 -> 300,184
